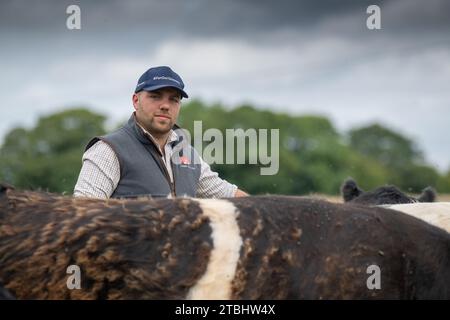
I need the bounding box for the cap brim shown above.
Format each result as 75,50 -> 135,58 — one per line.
136,84 -> 188,98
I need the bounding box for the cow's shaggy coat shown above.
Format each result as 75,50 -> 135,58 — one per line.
1,185 -> 449,299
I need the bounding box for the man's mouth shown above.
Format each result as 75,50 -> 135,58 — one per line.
155,114 -> 171,120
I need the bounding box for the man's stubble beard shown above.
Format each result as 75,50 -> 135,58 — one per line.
137,99 -> 173,136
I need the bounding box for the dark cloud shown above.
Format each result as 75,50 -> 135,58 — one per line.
3,0 -> 448,38
0,0 -> 379,29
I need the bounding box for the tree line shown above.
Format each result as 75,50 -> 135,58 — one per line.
1,100 -> 449,195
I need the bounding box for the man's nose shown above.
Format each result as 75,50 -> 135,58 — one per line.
159,98 -> 171,110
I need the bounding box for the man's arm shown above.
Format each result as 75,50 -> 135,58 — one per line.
73,140 -> 120,198
196,154 -> 249,198
234,189 -> 249,197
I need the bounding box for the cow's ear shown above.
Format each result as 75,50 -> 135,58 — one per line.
341,178 -> 363,202
0,182 -> 15,196
417,186 -> 436,203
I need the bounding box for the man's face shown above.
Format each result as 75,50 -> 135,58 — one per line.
132,87 -> 182,136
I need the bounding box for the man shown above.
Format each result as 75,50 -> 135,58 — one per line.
74,66 -> 248,199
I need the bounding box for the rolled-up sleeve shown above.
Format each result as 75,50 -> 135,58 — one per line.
196,157 -> 237,198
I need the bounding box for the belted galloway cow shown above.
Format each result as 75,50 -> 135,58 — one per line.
1,184 -> 449,299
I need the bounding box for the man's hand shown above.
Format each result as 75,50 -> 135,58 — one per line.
234,188 -> 249,197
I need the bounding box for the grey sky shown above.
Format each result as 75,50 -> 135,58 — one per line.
1,0 -> 449,171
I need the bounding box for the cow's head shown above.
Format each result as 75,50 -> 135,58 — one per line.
341,178 -> 436,205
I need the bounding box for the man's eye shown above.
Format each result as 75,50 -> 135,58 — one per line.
171,97 -> 180,103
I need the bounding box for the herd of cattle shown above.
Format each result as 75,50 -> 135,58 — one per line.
0,179 -> 449,299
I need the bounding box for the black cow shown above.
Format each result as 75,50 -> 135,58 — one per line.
1,184 -> 449,299
341,178 -> 436,205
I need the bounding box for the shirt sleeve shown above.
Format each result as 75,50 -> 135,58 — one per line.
196,156 -> 238,198
73,140 -> 120,198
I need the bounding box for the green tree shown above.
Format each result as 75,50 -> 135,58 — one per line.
437,169 -> 450,194
348,124 -> 423,168
178,101 -> 388,195
1,101 -> 444,196
347,123 -> 438,192
0,108 -> 107,193
395,164 -> 440,193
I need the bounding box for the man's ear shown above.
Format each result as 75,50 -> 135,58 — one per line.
132,93 -> 140,110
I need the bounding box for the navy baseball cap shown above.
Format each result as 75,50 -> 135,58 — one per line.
134,66 -> 188,98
